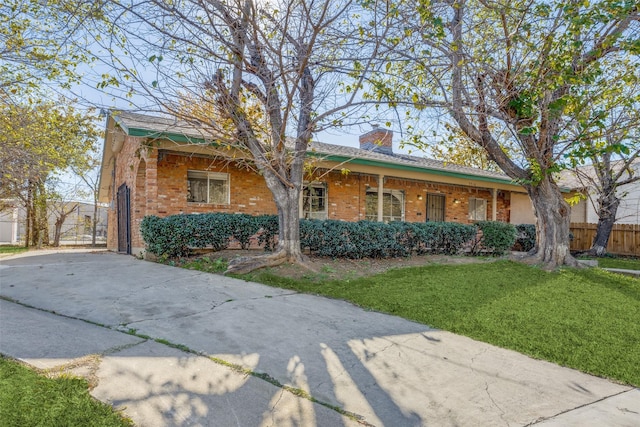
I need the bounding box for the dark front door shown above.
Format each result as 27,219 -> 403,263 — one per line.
426,194 -> 445,222
117,184 -> 131,254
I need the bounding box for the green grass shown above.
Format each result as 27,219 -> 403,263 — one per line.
181,256 -> 229,273
0,357 -> 133,427
0,245 -> 28,255
595,257 -> 640,271
240,261 -> 640,386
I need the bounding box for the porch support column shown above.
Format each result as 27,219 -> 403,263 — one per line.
491,188 -> 497,221
377,175 -> 384,222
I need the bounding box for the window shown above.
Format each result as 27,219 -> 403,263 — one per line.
426,194 -> 445,222
301,183 -> 327,219
365,189 -> 405,222
469,198 -> 487,221
187,171 -> 229,204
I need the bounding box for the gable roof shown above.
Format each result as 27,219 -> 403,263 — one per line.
111,111 -> 217,143
557,159 -> 640,190
99,111 -> 521,201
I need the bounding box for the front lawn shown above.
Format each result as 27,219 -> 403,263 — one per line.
0,245 -> 28,256
0,357 -> 133,427
240,261 -> 640,386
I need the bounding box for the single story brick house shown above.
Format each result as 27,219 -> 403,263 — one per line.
98,111 -> 530,254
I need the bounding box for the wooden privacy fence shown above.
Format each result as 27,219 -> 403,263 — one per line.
570,223 -> 640,256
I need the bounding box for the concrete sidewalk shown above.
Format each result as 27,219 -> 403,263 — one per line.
1,251 -> 638,426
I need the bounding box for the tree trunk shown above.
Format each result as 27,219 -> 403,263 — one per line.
33,181 -> 49,248
225,186 -> 305,275
274,187 -> 304,261
588,192 -> 620,257
25,182 -> 33,248
53,218 -> 63,247
92,199 -> 98,247
527,176 -> 580,269
38,205 -> 49,247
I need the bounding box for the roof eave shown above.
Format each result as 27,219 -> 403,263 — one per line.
97,116 -> 116,203
127,127 -> 216,145
313,152 -> 516,186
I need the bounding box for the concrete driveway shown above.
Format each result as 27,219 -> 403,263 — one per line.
0,251 -> 638,426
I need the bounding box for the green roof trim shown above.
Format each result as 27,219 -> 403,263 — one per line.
127,127 -> 213,145
120,118 -> 517,186
315,153 -> 517,185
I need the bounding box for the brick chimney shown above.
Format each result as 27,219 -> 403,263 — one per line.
359,124 -> 393,154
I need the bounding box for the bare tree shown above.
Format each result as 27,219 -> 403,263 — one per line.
71,155 -> 101,247
89,0 -> 390,272
49,191 -> 80,247
568,108 -> 640,256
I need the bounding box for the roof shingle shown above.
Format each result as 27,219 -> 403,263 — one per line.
112,111 -> 514,184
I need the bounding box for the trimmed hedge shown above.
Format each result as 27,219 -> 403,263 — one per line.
141,213 -> 262,258
141,213 -> 482,259
473,221 -> 517,255
300,220 -> 409,259
513,224 -> 536,252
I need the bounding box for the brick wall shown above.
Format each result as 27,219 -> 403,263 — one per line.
155,153 -> 277,216
107,146 -> 512,252
106,136 -> 153,252
307,171 -> 510,224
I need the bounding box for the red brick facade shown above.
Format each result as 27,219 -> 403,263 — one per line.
318,172 -> 509,223
105,139 -> 511,253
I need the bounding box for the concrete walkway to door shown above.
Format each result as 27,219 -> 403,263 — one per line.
0,250 -> 638,426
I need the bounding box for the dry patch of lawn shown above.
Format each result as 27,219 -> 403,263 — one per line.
180,248 -> 497,281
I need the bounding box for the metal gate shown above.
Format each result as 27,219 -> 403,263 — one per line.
426,194 -> 445,222
117,184 -> 131,254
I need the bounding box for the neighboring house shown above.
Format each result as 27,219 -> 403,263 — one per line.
0,201 -> 19,244
507,192 -> 537,225
0,201 -> 108,245
98,112 -> 529,255
557,160 -> 640,225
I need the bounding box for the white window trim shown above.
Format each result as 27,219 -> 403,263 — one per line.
366,189 -> 405,222
187,170 -> 230,204
300,182 -> 328,220
469,197 -> 487,221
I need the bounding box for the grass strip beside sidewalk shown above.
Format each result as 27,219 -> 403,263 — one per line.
0,356 -> 133,427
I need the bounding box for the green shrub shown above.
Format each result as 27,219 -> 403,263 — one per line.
514,224 -> 536,252
227,214 -> 261,249
426,222 -> 478,254
141,213 -> 270,258
474,221 -> 517,255
141,215 -> 192,258
140,215 -> 165,256
299,219 -> 324,253
255,215 -> 279,251
189,213 -> 230,251
141,213 -> 478,259
299,220 -> 475,258
389,222 -> 476,255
